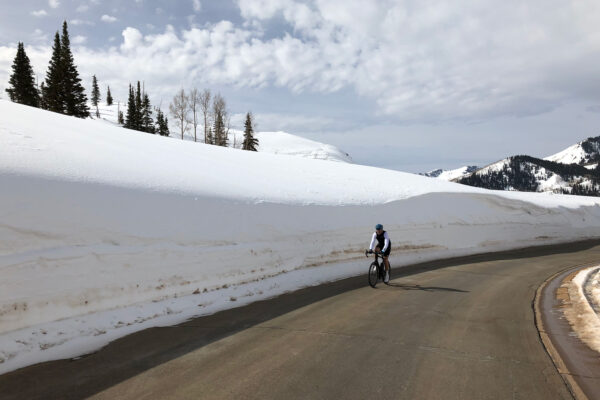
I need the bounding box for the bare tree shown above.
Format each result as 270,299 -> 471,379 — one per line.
189,88 -> 201,142
199,89 -> 211,143
169,88 -> 189,140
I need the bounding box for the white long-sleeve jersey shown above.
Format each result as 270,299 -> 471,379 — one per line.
369,231 -> 390,252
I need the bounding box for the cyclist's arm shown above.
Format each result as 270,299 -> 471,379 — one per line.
381,232 -> 390,253
369,232 -> 377,251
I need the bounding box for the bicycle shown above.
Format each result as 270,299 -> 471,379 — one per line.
365,250 -> 391,288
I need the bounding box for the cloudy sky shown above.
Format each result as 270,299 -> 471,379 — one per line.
1,0 -> 600,172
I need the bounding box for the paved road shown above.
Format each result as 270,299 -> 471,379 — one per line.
3,240 -> 600,400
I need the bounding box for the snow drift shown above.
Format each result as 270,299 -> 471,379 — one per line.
2,100 -> 600,374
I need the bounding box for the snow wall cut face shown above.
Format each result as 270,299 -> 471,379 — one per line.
2,173 -> 600,336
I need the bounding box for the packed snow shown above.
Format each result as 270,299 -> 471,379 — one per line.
2,100 -> 600,374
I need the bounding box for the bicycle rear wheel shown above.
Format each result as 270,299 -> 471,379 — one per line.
368,263 -> 378,288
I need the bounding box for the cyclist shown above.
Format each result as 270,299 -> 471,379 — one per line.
368,224 -> 391,283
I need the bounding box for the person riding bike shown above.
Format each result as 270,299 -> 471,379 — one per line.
368,224 -> 391,283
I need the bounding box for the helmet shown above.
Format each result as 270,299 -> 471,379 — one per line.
375,224 -> 383,230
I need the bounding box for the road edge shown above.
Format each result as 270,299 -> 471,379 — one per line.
534,266 -> 589,400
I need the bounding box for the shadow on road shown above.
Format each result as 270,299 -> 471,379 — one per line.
1,238 -> 599,400
385,282 -> 469,293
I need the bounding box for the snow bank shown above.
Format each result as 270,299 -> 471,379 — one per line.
93,102 -> 352,163
2,100 -> 600,373
563,266 -> 600,354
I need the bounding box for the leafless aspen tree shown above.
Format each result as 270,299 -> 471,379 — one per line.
169,88 -> 189,140
199,89 -> 211,144
189,88 -> 201,142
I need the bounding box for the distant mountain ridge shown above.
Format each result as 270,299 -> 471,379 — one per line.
456,136 -> 600,196
421,165 -> 478,181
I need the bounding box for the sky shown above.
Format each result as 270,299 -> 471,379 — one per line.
1,0 -> 600,172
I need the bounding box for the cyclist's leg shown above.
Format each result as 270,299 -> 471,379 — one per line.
374,246 -> 381,261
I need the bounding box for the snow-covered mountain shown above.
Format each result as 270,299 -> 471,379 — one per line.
2,99 -> 600,374
545,136 -> 600,167
422,166 -> 478,181
92,102 -> 352,163
458,155 -> 600,195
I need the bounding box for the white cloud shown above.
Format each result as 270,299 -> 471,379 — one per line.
31,9 -> 48,17
48,0 -> 60,8
101,14 -> 117,23
7,1 -> 600,123
71,19 -> 94,26
76,5 -> 89,13
192,0 -> 201,12
72,35 -> 87,45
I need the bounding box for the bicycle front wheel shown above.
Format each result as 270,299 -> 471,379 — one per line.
368,263 -> 378,288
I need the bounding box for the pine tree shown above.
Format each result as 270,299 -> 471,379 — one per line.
141,93 -> 154,133
118,110 -> 124,125
91,75 -> 100,118
106,86 -> 113,106
5,42 -> 40,107
212,94 -> 228,147
242,112 -> 258,151
39,82 -> 48,109
125,84 -> 136,129
60,21 -> 88,118
155,108 -> 170,136
206,126 -> 213,144
135,81 -> 142,130
43,32 -> 64,113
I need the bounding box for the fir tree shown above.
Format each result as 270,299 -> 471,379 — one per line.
43,32 -> 64,113
5,42 -> 40,107
60,21 -> 88,118
39,82 -> 48,109
135,81 -> 142,130
242,112 -> 258,151
156,108 -> 170,136
125,84 -> 136,129
141,93 -> 154,133
91,75 -> 100,118
206,126 -> 213,145
106,86 -> 113,106
118,110 -> 124,125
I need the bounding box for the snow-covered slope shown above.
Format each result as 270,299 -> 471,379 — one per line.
423,166 -> 478,181
92,102 -> 352,163
2,100 -> 600,374
545,136 -> 600,166
461,156 -> 599,195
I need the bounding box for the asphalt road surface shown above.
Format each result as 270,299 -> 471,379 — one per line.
3,240 -> 600,400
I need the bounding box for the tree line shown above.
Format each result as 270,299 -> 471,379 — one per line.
4,21 -> 258,151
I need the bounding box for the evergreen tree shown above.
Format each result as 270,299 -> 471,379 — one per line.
118,110 -> 124,125
43,32 -> 64,113
106,86 -> 113,106
206,126 -> 213,145
60,21 -> 88,118
141,93 -> 154,133
155,108 -> 170,136
242,112 -> 258,151
135,81 -> 142,130
213,112 -> 227,146
125,84 -> 136,129
91,75 -> 100,118
39,82 -> 48,109
5,42 -> 40,107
